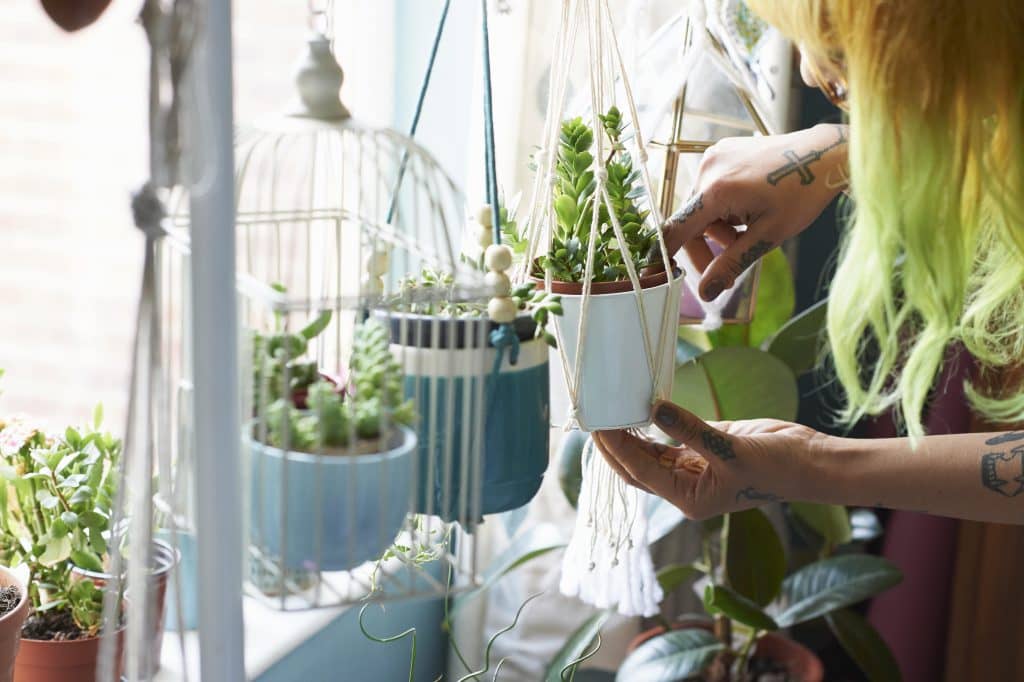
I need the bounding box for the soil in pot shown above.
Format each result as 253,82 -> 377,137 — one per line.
21,611 -> 89,642
0,589 -> 18,620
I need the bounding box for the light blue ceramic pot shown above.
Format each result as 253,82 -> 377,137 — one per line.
248,425 -> 416,571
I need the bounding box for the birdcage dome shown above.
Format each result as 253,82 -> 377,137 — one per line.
231,32 -> 479,307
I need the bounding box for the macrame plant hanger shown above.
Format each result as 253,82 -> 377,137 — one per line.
514,0 -> 684,617
98,1 -> 195,679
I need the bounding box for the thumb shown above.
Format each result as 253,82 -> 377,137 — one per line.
652,401 -> 737,462
699,232 -> 776,302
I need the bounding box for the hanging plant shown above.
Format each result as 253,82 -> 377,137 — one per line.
537,108 -> 658,285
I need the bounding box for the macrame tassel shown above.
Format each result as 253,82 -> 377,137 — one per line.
560,436 -> 663,617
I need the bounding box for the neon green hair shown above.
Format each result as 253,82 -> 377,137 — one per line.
747,0 -> 1024,437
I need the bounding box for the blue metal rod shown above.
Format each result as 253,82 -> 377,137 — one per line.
480,0 -> 502,245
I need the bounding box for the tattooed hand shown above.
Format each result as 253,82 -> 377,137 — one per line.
592,401 -> 824,520
659,124 -> 848,301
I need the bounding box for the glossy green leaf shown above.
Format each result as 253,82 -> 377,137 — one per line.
545,610 -> 611,682
557,430 -> 590,509
763,298 -> 828,376
39,534 -> 72,566
656,564 -> 701,596
703,584 -> 778,632
789,503 -> 852,549
698,347 -> 799,421
826,609 -> 902,682
615,629 -> 723,682
774,555 -> 903,627
71,549 -> 104,574
726,509 -> 786,606
671,359 -> 720,421
92,403 -> 104,430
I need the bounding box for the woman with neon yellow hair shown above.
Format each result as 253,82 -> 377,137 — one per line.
597,0 -> 1024,524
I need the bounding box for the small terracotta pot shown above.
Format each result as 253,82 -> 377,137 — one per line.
38,0 -> 112,32
70,539 -> 179,676
626,621 -> 824,682
0,568 -> 29,682
15,630 -> 123,682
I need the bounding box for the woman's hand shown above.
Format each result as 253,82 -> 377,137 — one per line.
592,401 -> 826,520
660,124 -> 848,301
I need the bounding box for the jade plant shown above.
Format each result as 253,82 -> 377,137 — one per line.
537,106 -> 659,283
0,405 -> 121,638
263,320 -> 415,452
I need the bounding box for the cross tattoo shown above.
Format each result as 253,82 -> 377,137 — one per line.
767,149 -> 822,186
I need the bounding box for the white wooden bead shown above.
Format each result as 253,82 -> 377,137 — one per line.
476,205 -> 494,228
488,297 -> 518,323
485,270 -> 511,296
477,228 -> 494,249
364,250 -> 389,277
484,244 -> 513,272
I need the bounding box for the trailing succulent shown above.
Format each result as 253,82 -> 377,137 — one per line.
265,320 -> 415,452
392,199 -> 563,347
538,107 -> 658,283
394,267 -> 562,348
0,406 -> 120,636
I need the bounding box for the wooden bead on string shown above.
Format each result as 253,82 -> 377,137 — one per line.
485,243 -> 516,324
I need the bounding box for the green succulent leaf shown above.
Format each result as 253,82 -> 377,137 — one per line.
789,502 -> 852,549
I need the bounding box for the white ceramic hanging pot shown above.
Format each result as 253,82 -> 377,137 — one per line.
540,269 -> 684,431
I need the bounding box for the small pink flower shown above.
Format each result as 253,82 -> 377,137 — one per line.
0,415 -> 43,457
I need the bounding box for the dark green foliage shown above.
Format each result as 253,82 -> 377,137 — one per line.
538,107 -> 658,283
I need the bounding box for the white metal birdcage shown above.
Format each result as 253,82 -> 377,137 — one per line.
160,17 -> 496,613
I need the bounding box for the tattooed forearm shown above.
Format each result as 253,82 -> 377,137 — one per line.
737,240 -> 773,271
980,446 -> 1024,498
985,432 -> 1024,446
766,127 -> 848,186
735,486 -> 781,503
702,429 -> 736,461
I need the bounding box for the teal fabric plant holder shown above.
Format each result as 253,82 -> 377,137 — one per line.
378,313 -> 549,524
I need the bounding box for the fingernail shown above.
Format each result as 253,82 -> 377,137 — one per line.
702,279 -> 725,301
654,402 -> 679,427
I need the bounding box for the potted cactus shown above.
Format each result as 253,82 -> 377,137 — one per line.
0,411 -> 125,682
533,107 -> 684,431
249,319 -> 417,572
377,199 -> 561,524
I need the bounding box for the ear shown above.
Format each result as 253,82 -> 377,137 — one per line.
39,0 -> 113,33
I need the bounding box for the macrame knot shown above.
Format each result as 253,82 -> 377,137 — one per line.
637,148 -> 649,163
489,323 -> 520,372
593,166 -> 608,183
131,183 -> 166,241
